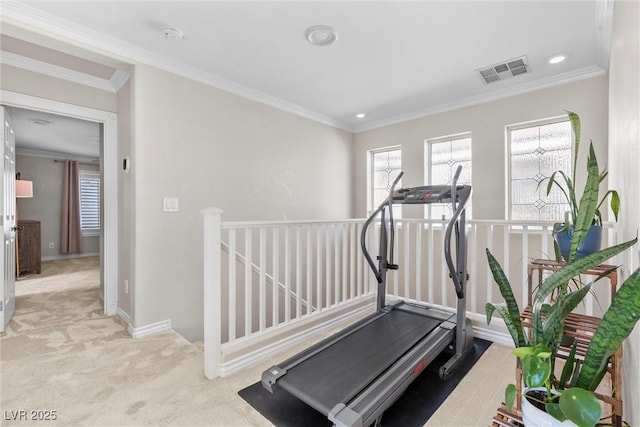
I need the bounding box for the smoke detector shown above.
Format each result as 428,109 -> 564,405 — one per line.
477,56 -> 529,84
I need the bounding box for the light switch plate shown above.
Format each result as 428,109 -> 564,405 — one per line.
163,197 -> 179,212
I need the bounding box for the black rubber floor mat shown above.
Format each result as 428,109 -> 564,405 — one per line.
238,338 -> 492,427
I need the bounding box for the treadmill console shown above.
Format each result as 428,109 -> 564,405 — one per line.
392,185 -> 470,205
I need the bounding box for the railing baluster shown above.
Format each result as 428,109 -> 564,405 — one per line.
342,223 -> 348,302
486,224 -> 494,305
259,227 -> 266,332
357,223 -> 363,297
326,225 -> 331,307
522,225 -> 529,306
503,224 -> 510,291
350,223 -> 356,300
285,226 -> 291,322
334,224 -> 340,305
296,226 -> 302,319
245,229 -> 252,337
428,222 -> 434,303
307,226 -> 313,315
316,225 -> 323,311
404,222 -> 410,299
441,228 -> 447,307
272,228 -> 280,327
228,228 -> 236,341
416,223 -> 422,302
470,223 -> 477,314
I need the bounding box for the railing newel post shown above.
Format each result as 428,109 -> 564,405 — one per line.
203,207 -> 224,379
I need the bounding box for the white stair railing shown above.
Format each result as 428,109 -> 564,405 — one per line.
203,208 -> 615,378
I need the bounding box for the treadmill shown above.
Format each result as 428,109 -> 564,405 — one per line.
261,166 -> 473,427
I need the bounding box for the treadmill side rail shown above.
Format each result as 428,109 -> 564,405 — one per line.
261,365 -> 287,393
329,404 -> 364,427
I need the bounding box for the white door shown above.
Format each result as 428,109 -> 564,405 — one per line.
1,106 -> 16,332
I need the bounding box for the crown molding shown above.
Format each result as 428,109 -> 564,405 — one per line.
0,0 -> 352,132
0,50 -> 127,93
354,65 -> 606,133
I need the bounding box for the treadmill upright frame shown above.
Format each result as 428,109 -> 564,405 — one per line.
261,168 -> 474,427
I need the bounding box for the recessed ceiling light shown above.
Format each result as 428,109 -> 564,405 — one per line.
163,26 -> 184,41
355,113 -> 366,119
29,118 -> 53,126
305,25 -> 337,46
547,54 -> 567,64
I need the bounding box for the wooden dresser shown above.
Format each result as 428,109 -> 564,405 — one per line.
17,219 -> 41,275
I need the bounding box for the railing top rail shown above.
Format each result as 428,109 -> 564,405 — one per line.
220,217 -> 615,229
221,218 -> 366,228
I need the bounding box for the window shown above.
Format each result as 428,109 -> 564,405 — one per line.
369,147 -> 402,214
425,134 -> 472,219
79,171 -> 100,234
508,117 -> 572,221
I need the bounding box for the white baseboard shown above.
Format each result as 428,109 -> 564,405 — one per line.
42,252 -> 100,261
117,307 -> 131,325
128,319 -> 172,339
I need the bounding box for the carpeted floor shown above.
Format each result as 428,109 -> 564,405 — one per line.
1,257 -> 514,426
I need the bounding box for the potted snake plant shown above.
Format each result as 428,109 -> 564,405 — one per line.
485,234 -> 639,426
545,111 -> 619,262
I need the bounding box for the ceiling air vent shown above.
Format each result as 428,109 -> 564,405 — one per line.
477,56 -> 529,84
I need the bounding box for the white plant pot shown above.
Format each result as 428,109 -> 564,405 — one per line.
521,388 -> 577,427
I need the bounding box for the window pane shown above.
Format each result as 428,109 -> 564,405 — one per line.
371,149 -> 402,211
427,136 -> 472,219
509,119 -> 571,220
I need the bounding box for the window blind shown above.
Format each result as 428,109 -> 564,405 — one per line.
80,172 -> 100,231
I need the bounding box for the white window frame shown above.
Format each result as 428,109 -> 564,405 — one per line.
506,115 -> 572,222
79,170 -> 101,237
367,146 -> 402,216
424,132 -> 472,220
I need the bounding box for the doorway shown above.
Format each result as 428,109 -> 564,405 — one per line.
1,90 -> 118,318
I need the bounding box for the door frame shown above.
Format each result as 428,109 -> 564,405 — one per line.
1,90 -> 118,316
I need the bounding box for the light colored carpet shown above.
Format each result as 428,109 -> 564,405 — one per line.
1,257 -> 514,426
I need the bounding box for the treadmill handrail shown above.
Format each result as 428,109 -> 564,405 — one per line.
360,172 -> 403,284
445,166 -> 466,298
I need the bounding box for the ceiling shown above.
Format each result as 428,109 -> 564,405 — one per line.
1,1 -> 611,156
11,107 -> 101,161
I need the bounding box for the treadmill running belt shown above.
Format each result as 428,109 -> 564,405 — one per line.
277,310 -> 441,415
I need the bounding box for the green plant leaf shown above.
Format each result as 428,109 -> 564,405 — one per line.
486,249 -> 527,347
577,267 -> 640,390
505,383 -> 517,411
522,354 -> 551,388
569,143 -> 600,262
545,402 -> 567,422
513,346 -> 535,359
559,340 -> 578,390
566,110 -> 581,184
486,303 -> 527,348
559,388 -> 601,427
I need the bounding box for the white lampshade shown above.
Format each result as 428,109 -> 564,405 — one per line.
16,180 -> 33,198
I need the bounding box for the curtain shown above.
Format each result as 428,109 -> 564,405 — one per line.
61,160 -> 83,254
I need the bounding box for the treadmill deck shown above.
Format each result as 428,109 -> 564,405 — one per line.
276,308 -> 442,415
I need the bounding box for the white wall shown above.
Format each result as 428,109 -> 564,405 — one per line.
131,64 -> 354,340
352,76 -> 609,220
608,0 -> 640,424
117,78 -> 134,321
15,154 -> 100,259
